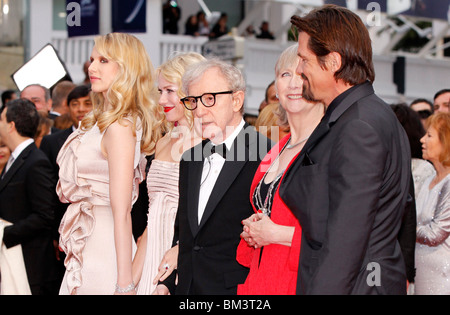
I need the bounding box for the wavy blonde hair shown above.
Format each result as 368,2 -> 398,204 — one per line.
81,33 -> 163,155
156,52 -> 206,133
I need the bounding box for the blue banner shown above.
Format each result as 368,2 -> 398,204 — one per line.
66,0 -> 99,38
112,0 -> 147,33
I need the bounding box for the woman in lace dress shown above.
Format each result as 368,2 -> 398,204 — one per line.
415,112 -> 450,295
57,33 -> 162,295
132,52 -> 205,294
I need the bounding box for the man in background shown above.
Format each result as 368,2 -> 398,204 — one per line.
0,98 -> 58,295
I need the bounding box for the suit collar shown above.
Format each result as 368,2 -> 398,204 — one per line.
0,142 -> 36,192
328,82 -> 374,124
303,82 -> 374,154
10,139 -> 34,161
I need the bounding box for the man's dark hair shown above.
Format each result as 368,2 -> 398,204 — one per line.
67,85 -> 91,105
434,89 -> 450,101
291,4 -> 375,85
1,90 -> 16,107
4,98 -> 40,139
390,103 -> 425,159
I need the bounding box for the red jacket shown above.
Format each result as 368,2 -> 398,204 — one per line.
237,135 -> 302,295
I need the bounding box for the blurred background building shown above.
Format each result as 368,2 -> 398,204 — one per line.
1,0 -> 449,115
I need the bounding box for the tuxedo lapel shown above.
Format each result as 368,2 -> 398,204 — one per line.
187,140 -> 209,237
302,120 -> 330,157
0,143 -> 34,193
198,159 -> 247,230
198,125 -> 254,231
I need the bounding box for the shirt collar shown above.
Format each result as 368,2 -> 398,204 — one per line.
211,119 -> 245,150
11,139 -> 34,160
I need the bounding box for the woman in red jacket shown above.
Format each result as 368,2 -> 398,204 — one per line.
237,44 -> 324,295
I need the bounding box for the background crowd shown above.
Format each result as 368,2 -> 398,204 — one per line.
0,4 -> 450,296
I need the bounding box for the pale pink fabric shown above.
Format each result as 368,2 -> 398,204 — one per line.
57,120 -> 145,295
136,160 -> 179,295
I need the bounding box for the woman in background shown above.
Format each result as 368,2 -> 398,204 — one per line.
132,52 -> 205,295
415,112 -> 450,295
57,33 -> 162,295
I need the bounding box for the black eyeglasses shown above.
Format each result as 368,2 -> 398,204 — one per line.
181,91 -> 233,111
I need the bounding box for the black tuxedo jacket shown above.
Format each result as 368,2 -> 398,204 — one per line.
40,127 -> 73,173
0,142 -> 58,294
164,124 -> 273,295
40,128 -> 73,240
279,83 -> 411,295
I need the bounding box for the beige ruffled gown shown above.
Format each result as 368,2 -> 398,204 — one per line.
56,121 -> 145,295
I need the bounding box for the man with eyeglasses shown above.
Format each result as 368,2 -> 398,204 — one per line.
155,59 -> 273,295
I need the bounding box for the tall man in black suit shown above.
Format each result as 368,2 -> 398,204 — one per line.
279,5 -> 411,295
0,99 -> 58,295
156,59 -> 273,295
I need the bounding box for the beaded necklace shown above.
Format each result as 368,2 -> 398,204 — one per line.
253,141 -> 289,217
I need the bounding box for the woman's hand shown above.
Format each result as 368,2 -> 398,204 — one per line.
241,213 -> 295,248
153,245 -> 179,284
152,284 -> 170,295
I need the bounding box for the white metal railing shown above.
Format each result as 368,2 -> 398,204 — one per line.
52,34 -> 95,67
158,34 -> 209,65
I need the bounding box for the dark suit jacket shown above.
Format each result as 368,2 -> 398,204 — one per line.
40,128 -> 73,239
40,127 -> 73,173
0,142 -> 58,294
163,124 -> 273,295
279,82 -> 411,295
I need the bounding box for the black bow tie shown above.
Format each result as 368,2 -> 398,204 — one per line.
206,143 -> 228,159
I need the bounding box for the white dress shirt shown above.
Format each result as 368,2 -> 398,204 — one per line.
198,120 -> 245,224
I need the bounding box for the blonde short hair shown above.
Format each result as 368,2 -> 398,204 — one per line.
274,44 -> 299,127
157,52 -> 206,132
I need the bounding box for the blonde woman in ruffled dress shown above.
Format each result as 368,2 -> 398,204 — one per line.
57,33 -> 163,295
132,52 -> 205,295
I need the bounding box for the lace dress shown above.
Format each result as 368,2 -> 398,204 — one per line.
136,160 -> 179,295
56,121 -> 145,295
415,174 -> 450,295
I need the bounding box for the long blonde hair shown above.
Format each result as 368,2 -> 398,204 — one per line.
156,52 -> 206,133
81,33 -> 163,155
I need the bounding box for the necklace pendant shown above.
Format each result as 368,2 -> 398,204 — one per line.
261,207 -> 270,216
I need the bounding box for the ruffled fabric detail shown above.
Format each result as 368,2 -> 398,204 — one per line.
58,201 -> 97,295
56,129 -> 102,295
56,121 -> 146,295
